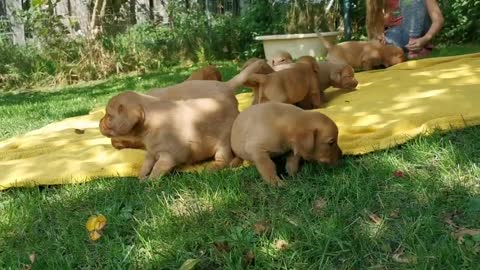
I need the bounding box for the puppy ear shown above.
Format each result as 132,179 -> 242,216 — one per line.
291,129 -> 317,157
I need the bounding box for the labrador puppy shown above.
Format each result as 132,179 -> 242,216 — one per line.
241,58 -> 275,105
186,65 -> 222,81
317,32 -> 404,71
269,50 -> 293,67
100,91 -> 238,180
230,102 -> 342,186
247,59 -> 322,108
295,56 -> 358,109
108,59 -> 267,151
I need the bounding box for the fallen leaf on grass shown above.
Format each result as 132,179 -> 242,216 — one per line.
29,252 -> 36,264
275,240 -> 289,251
253,220 -> 270,235
443,212 -> 461,229
23,252 -> 36,270
389,209 -> 400,218
86,214 -> 107,241
392,252 -> 417,264
393,170 -> 405,178
312,198 -> 327,214
368,213 -> 383,225
178,258 -> 201,270
213,241 -> 230,252
452,228 -> 480,243
243,250 -> 255,266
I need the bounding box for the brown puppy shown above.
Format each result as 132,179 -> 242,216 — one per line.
108,59 -> 267,151
295,56 -> 358,109
230,102 -> 342,186
241,58 -> 275,105
186,65 -> 222,81
247,59 -> 322,107
317,32 -> 404,71
269,50 -> 293,67
100,91 -> 238,180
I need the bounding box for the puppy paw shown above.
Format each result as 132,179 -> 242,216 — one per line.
138,174 -> 149,182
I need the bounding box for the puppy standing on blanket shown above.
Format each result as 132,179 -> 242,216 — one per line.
317,31 -> 404,71
241,58 -> 275,105
101,60 -> 267,180
230,102 -> 342,186
109,60 -> 268,151
295,56 -> 358,109
247,57 -> 323,107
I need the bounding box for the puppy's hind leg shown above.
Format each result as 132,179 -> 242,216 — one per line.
251,151 -> 285,187
139,152 -> 156,181
206,144 -> 233,171
148,152 -> 177,180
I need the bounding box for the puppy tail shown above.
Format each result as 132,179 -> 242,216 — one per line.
225,59 -> 269,91
315,30 -> 333,51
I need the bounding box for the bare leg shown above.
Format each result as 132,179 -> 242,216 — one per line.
148,152 -> 176,180
286,154 -> 301,176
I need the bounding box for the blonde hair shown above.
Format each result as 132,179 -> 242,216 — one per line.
366,0 -> 387,40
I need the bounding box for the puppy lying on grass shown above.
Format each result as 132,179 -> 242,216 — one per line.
230,102 -> 342,186
186,65 -> 222,81
101,60 -> 266,179
317,32 -> 404,71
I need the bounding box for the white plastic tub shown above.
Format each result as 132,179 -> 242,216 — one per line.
255,32 -> 341,61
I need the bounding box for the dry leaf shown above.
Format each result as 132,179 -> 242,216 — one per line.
392,252 -> 417,264
443,212 -> 461,229
313,198 -> 327,213
29,252 -> 36,264
213,241 -> 230,252
394,170 -> 405,178
452,228 -> 480,243
368,213 -> 383,225
178,258 -> 201,270
275,240 -> 289,251
74,129 -> 85,134
389,209 -> 400,218
243,250 -> 255,266
89,231 -> 102,241
253,220 -> 270,235
86,214 -> 107,241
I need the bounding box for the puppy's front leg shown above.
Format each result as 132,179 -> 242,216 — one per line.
285,153 -> 301,176
252,152 -> 285,187
310,90 -> 324,108
148,152 -> 176,180
139,152 -> 156,181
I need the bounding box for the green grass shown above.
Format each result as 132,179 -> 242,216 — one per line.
1,46 -> 480,269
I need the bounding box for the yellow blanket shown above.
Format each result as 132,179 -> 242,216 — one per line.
1,53 -> 480,190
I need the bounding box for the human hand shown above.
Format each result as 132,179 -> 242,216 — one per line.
405,37 -> 428,52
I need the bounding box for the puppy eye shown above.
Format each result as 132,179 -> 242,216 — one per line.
328,139 -> 336,146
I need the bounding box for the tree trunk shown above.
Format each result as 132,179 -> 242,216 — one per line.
5,0 -> 26,45
152,0 -> 168,24
70,0 -> 91,36
135,0 -> 150,24
55,0 -> 73,34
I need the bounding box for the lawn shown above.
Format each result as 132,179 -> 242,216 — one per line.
1,46 -> 480,269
